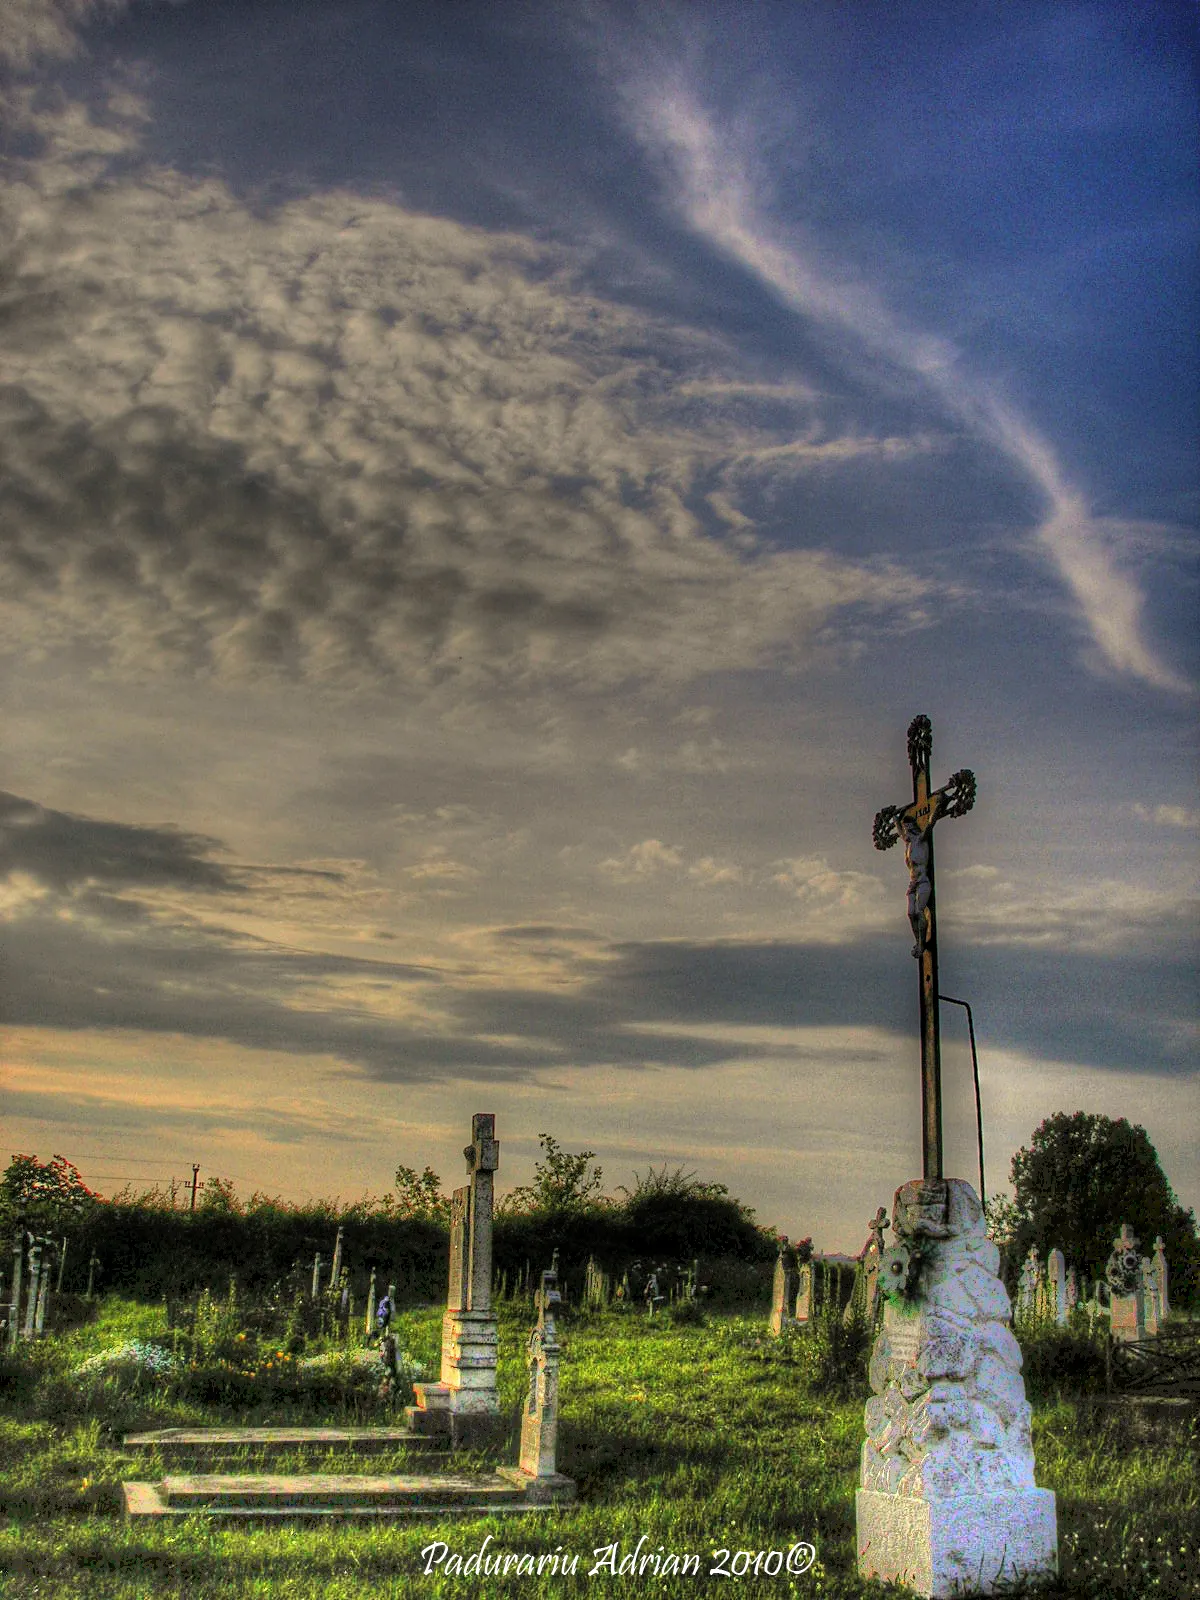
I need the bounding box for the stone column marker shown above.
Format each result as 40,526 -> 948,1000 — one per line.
769,1238 -> 798,1336
857,1179 -> 1057,1597
1047,1248 -> 1067,1326
500,1260 -> 576,1503
408,1114 -> 502,1443
1152,1236 -> 1170,1319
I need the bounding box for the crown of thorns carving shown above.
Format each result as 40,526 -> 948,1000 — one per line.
872,805 -> 901,851
942,768 -> 977,818
906,714 -> 932,770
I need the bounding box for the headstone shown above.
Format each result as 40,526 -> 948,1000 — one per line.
794,1260 -> 815,1323
329,1227 -> 344,1291
1064,1268 -> 1078,1317
643,1268 -> 665,1316
1015,1246 -> 1042,1324
858,1207 -> 891,1326
8,1232 -> 24,1348
22,1241 -> 42,1342
310,1253 -> 323,1300
770,1238 -> 798,1335
498,1261 -> 576,1504
1105,1224 -> 1145,1343
857,1179 -> 1057,1597
1140,1258 -> 1161,1337
34,1252 -> 50,1335
364,1269 -> 377,1338
408,1114 -> 501,1441
1152,1237 -> 1170,1319
86,1252 -> 100,1301
1046,1249 -> 1067,1326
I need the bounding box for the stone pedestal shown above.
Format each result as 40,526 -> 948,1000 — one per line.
407,1115 -> 502,1446
856,1178 -> 1057,1598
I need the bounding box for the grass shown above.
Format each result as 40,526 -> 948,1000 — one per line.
0,1298 -> 1195,1597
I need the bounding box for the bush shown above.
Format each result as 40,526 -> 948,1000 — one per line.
1017,1313 -> 1108,1400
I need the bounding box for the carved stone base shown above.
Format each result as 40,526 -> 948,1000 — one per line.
406,1309 -> 500,1444
856,1488 -> 1057,1597
497,1466 -> 577,1505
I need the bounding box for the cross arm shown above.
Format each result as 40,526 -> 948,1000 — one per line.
872,768 -> 977,850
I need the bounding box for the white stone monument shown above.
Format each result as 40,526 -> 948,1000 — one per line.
500,1261 -> 576,1503
856,1178 -> 1058,1598
1141,1257 -> 1161,1337
408,1113 -> 501,1443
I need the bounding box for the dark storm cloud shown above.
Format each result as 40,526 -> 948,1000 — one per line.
0,789 -> 344,896
0,789 -> 239,892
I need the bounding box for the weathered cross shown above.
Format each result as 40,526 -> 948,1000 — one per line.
873,715 -> 976,1181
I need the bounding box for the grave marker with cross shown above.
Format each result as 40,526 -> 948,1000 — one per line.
873,714 -> 976,1181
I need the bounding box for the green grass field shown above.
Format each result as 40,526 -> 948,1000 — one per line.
0,1298 -> 1195,1598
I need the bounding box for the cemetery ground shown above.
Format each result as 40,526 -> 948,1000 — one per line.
0,1294 -> 1196,1599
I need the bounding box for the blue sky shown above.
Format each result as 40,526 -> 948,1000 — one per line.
1,0 -> 1196,1249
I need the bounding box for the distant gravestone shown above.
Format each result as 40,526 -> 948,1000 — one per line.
1153,1237 -> 1170,1319
770,1239 -> 798,1336
408,1114 -> 501,1442
1106,1224 -> 1145,1343
1064,1267 -> 1079,1317
1047,1248 -> 1067,1326
1016,1246 -> 1040,1323
1141,1258 -> 1161,1337
794,1260 -> 814,1324
310,1253 -> 323,1300
22,1241 -> 42,1341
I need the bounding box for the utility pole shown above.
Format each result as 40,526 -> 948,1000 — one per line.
190,1165 -> 200,1212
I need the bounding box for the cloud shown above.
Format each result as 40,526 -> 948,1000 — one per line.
0,789 -> 240,893
619,71 -> 1191,695
0,88 -> 936,697
0,0 -> 120,68
1133,803 -> 1199,831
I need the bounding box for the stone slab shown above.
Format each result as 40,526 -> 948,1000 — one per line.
122,1479 -> 552,1520
856,1488 -> 1057,1597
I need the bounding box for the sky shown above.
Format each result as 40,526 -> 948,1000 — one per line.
1,0 -> 1196,1254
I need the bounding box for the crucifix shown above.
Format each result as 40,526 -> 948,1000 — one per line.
873,714 -> 976,1180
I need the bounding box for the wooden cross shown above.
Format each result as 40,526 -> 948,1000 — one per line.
873,715 -> 976,1180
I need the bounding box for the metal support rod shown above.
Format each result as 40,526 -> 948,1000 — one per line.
190,1164 -> 200,1212
939,993 -> 985,1204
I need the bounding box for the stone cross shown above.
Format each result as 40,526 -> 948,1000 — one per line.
1106,1223 -> 1145,1343
873,714 -> 977,1180
408,1114 -> 501,1442
499,1260 -> 576,1504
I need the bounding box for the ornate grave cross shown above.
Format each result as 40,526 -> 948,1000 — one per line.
873,714 -> 976,1181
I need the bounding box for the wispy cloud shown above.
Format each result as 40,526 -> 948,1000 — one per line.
620,73 -> 1191,695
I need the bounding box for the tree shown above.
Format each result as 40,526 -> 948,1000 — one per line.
500,1134 -> 605,1217
393,1164 -> 451,1225
1010,1112 -> 1198,1300
0,1154 -> 99,1236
